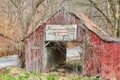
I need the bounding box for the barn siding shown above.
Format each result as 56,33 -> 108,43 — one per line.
47,8 -> 80,25
84,31 -> 103,76
101,43 -> 120,79
26,24 -> 45,72
26,8 -> 101,75
25,8 -> 120,79
26,8 -> 84,72
45,8 -> 84,71
87,31 -> 120,79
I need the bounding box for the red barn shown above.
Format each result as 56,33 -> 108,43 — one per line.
24,8 -> 120,80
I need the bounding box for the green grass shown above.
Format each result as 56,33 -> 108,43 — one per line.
0,68 -> 101,80
47,75 -> 58,80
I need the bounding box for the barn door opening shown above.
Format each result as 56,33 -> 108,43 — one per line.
44,41 -> 66,72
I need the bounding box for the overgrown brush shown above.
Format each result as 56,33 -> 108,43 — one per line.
0,68 -> 101,80
0,45 -> 18,57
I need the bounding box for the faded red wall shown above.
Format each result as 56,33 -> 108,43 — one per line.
85,31 -> 103,76
26,24 -> 45,72
102,43 -> 120,79
88,31 -> 120,79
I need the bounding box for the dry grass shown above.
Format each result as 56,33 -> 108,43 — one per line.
0,67 -> 101,80
0,46 -> 17,57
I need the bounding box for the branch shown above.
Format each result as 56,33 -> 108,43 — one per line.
24,0 -> 44,34
109,0 -> 116,19
9,0 -> 18,9
88,0 -> 114,27
0,33 -> 17,42
106,0 -> 112,21
32,0 -> 44,17
36,0 -> 44,9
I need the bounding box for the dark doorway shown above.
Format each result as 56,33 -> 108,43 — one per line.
44,41 -> 66,72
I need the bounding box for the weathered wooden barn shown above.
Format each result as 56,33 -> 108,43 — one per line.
24,8 -> 120,79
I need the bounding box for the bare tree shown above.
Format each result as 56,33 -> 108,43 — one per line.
6,0 -> 44,67
88,0 -> 120,37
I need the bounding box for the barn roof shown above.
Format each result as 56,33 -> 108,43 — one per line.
23,7 -> 120,43
78,13 -> 120,43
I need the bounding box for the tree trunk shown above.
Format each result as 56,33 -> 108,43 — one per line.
18,41 -> 25,68
117,19 -> 120,37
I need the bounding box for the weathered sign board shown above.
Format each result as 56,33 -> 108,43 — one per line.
46,25 -> 77,41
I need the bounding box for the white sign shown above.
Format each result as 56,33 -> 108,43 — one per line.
46,25 -> 77,41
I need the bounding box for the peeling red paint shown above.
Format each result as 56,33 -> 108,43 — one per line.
26,24 -> 45,72
86,31 -> 120,79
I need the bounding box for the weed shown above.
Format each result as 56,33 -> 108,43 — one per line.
47,75 -> 58,80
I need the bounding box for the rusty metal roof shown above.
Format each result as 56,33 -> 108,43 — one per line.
78,13 -> 120,43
